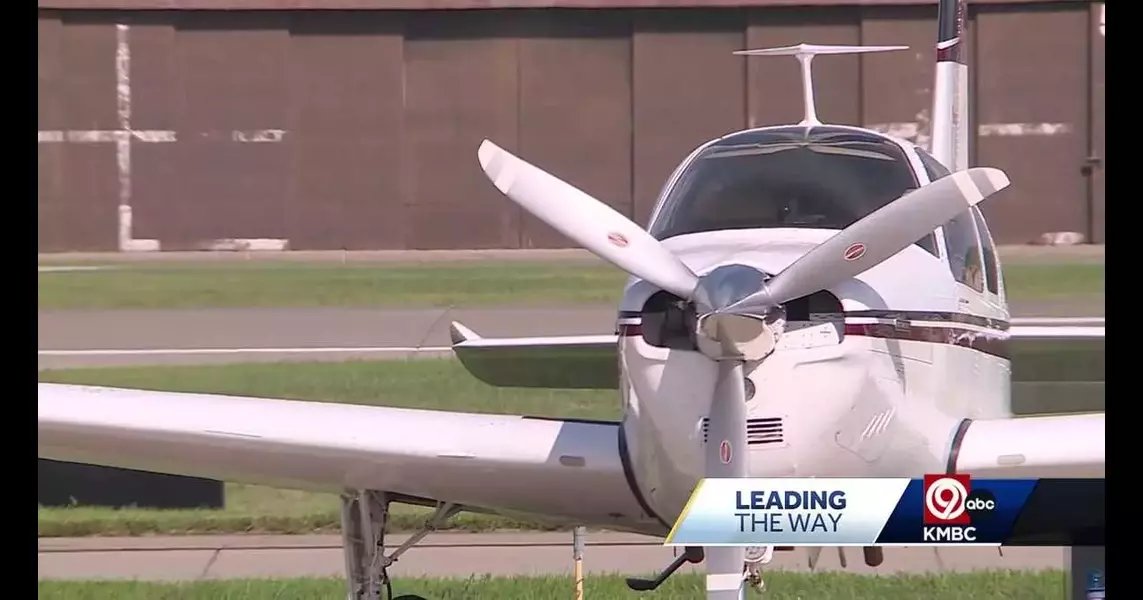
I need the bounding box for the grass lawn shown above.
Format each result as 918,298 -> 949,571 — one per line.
37,260 -> 1103,309
37,571 -> 1067,600
38,357 -> 1098,537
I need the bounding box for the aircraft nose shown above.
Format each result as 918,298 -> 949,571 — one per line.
693,264 -> 769,313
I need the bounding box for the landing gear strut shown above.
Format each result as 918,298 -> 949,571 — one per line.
340,489 -> 461,600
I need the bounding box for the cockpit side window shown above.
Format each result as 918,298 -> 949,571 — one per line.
970,206 -> 1003,298
648,127 -> 940,256
916,150 -> 987,293
943,211 -> 986,293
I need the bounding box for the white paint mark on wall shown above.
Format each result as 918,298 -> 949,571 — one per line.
977,123 -> 1072,137
868,109 -> 933,148
36,24 -> 291,253
232,129 -> 288,143
869,122 -> 927,145
867,121 -> 1073,145
198,238 -> 290,252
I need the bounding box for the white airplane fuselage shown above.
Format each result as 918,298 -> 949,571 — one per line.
612,124 -> 1013,529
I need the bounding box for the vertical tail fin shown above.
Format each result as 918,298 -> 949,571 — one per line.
930,0 -> 969,170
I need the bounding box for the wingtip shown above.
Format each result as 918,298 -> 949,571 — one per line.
449,321 -> 481,345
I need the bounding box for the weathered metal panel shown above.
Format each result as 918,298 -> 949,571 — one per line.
160,12 -> 293,248
38,13 -> 66,251
1086,2 -> 1104,243
124,13 -> 178,244
39,0 -> 1082,10
48,14 -> 122,251
746,6 -> 861,128
631,9 -> 745,226
38,4 -> 1100,252
973,3 -> 1089,244
859,5 -> 946,147
288,12 -> 406,250
517,10 -> 633,248
403,11 -> 520,250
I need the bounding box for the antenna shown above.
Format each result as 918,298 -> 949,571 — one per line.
734,44 -> 908,126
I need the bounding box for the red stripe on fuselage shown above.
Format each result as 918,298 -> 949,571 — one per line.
618,323 -> 642,337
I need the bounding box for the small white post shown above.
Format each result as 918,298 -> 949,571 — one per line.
573,526 -> 586,600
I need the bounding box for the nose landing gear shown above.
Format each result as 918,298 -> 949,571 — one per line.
744,546 -> 774,593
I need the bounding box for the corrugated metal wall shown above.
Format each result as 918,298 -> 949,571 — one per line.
37,2 -> 1104,251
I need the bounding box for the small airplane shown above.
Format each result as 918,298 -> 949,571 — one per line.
38,0 -> 1104,599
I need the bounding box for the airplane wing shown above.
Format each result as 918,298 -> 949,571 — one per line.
37,383 -> 664,535
951,412 -> 1104,478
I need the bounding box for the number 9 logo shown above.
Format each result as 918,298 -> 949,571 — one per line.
925,477 -> 968,521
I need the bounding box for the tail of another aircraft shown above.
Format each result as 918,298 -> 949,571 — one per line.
930,0 -> 970,170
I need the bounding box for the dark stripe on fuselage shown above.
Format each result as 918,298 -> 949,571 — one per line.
617,423 -> 673,533
945,418 -> 974,473
844,309 -> 1008,331
525,416 -> 671,533
616,310 -> 1009,359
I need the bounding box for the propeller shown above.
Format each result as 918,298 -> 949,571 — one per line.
476,139 -> 1009,598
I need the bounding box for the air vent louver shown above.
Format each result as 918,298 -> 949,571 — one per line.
701,417 -> 784,446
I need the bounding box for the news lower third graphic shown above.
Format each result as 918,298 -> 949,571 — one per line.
664,476 -> 1105,547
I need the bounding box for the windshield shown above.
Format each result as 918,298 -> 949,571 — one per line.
649,126 -> 939,255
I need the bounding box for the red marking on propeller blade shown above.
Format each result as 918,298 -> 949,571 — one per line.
608,232 -> 629,248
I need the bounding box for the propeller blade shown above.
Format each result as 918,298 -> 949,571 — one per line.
477,140 -> 700,299
703,356 -> 750,598
706,364 -> 749,478
728,167 -> 1010,312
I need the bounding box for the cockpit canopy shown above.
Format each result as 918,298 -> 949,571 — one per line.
648,126 -> 940,255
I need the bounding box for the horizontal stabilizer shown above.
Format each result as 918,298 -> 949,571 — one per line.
449,321 -> 482,345
732,43 -> 908,126
451,323 -> 618,389
733,44 -> 908,57
448,319 -> 1101,390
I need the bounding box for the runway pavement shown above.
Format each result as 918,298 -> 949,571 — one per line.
38,532 -> 1070,581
